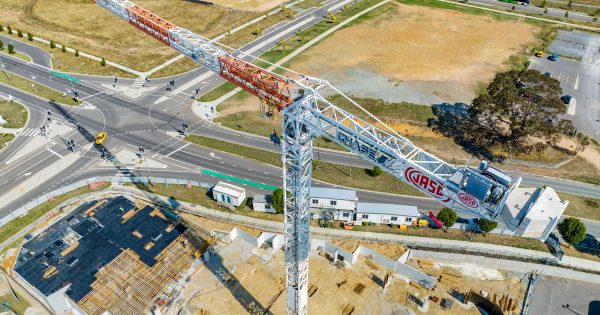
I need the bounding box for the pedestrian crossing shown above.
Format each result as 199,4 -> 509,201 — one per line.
131,77 -> 145,88
18,128 -> 39,137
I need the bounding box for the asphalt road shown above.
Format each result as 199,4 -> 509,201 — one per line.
0,0 -> 599,237
529,276 -> 600,315
0,34 -> 51,68
468,0 -> 599,23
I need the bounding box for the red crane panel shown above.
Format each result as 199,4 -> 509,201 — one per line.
218,56 -> 293,110
126,5 -> 175,46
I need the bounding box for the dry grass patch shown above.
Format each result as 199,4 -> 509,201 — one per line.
0,101 -> 27,128
0,0 -> 258,71
292,3 -> 538,100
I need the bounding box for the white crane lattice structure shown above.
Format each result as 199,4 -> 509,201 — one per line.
94,1 -> 528,313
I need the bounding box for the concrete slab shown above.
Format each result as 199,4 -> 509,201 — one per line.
101,82 -> 159,100
529,276 -> 600,315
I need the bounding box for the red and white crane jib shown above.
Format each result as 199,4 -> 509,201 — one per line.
94,0 -> 293,110
94,0 -> 519,220
299,92 -> 517,219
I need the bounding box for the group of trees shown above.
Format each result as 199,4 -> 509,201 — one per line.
433,69 -> 592,158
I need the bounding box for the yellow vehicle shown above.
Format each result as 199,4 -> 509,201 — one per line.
417,219 -> 429,227
534,51 -> 543,57
95,131 -> 108,145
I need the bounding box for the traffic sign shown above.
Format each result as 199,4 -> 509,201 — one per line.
50,70 -> 80,83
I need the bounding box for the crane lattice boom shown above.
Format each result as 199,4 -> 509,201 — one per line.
93,1 -> 527,314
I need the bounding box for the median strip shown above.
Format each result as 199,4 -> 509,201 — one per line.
202,169 -> 278,190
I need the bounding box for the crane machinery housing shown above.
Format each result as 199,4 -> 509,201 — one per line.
92,1 -> 569,314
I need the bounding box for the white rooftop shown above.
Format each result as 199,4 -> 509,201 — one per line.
213,182 -> 246,198
504,186 -> 568,223
310,187 -> 357,201
357,202 -> 420,217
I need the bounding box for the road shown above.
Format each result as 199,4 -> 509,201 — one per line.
467,0 -> 599,23
0,0 -> 599,238
0,34 -> 51,68
529,276 -> 600,315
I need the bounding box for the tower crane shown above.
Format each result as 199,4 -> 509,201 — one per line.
93,1 -> 551,313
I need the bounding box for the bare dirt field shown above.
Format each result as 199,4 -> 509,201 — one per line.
212,0 -> 286,11
0,0 -> 257,71
292,3 -> 538,104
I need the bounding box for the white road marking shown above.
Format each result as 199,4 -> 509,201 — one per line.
46,148 -> 63,158
164,143 -> 190,158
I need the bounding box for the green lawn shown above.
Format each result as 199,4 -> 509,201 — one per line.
0,101 -> 27,128
0,72 -> 79,106
0,133 -> 14,149
185,134 -> 422,196
199,82 -> 238,102
0,182 -> 110,244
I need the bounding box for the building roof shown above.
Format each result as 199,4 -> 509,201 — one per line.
356,202 -> 420,217
253,194 -> 271,204
310,187 -> 356,201
213,182 -> 245,198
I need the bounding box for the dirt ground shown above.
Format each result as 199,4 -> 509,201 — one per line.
292,3 -> 538,104
330,239 -> 407,261
0,0 -> 256,71
212,0 -> 286,11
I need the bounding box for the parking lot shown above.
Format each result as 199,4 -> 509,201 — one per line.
528,30 -> 600,141
529,276 -> 600,315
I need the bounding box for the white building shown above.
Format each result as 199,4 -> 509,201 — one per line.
252,194 -> 276,214
310,187 -> 357,221
212,182 -> 246,207
356,203 -> 420,225
502,186 -> 568,240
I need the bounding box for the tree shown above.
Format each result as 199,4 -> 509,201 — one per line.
100,57 -> 106,66
567,0 -> 573,8
558,217 -> 586,246
7,26 -> 12,35
17,29 -> 22,37
574,132 -> 591,155
50,40 -> 56,49
61,45 -> 66,53
540,0 -> 546,8
75,49 -> 79,57
478,218 -> 498,235
370,165 -> 383,177
565,11 -> 569,18
27,32 -> 33,41
7,43 -> 14,54
468,70 -> 572,152
0,40 -> 3,50
437,207 -> 457,228
0,24 -> 4,32
271,188 -> 285,214
544,8 -> 548,14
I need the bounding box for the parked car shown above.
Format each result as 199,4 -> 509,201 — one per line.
562,95 -> 572,104
548,53 -> 559,61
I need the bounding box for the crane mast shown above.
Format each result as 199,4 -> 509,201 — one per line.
93,1 -> 524,313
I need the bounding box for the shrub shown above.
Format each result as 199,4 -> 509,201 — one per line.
437,207 -> 457,228
0,40 -> 3,50
50,40 -> 56,49
478,218 -> 498,235
271,188 -> 285,213
7,26 -> 12,35
7,43 -> 14,54
17,30 -> 22,37
61,45 -> 66,53
557,217 -> 586,246
370,165 -> 383,177
75,49 -> 79,57
0,24 -> 3,32
27,32 -> 33,41
100,57 -> 106,66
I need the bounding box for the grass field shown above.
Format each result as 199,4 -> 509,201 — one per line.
0,0 -> 263,72
0,133 -> 14,149
0,182 -> 110,244
0,71 -> 79,106
126,183 -> 285,222
0,101 -> 27,128
560,192 -> 600,221
185,134 -> 423,196
0,50 -> 31,62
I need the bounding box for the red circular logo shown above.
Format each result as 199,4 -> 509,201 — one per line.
404,167 -> 450,203
458,192 -> 478,208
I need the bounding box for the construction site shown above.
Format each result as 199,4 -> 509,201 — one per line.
3,193 -> 533,315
